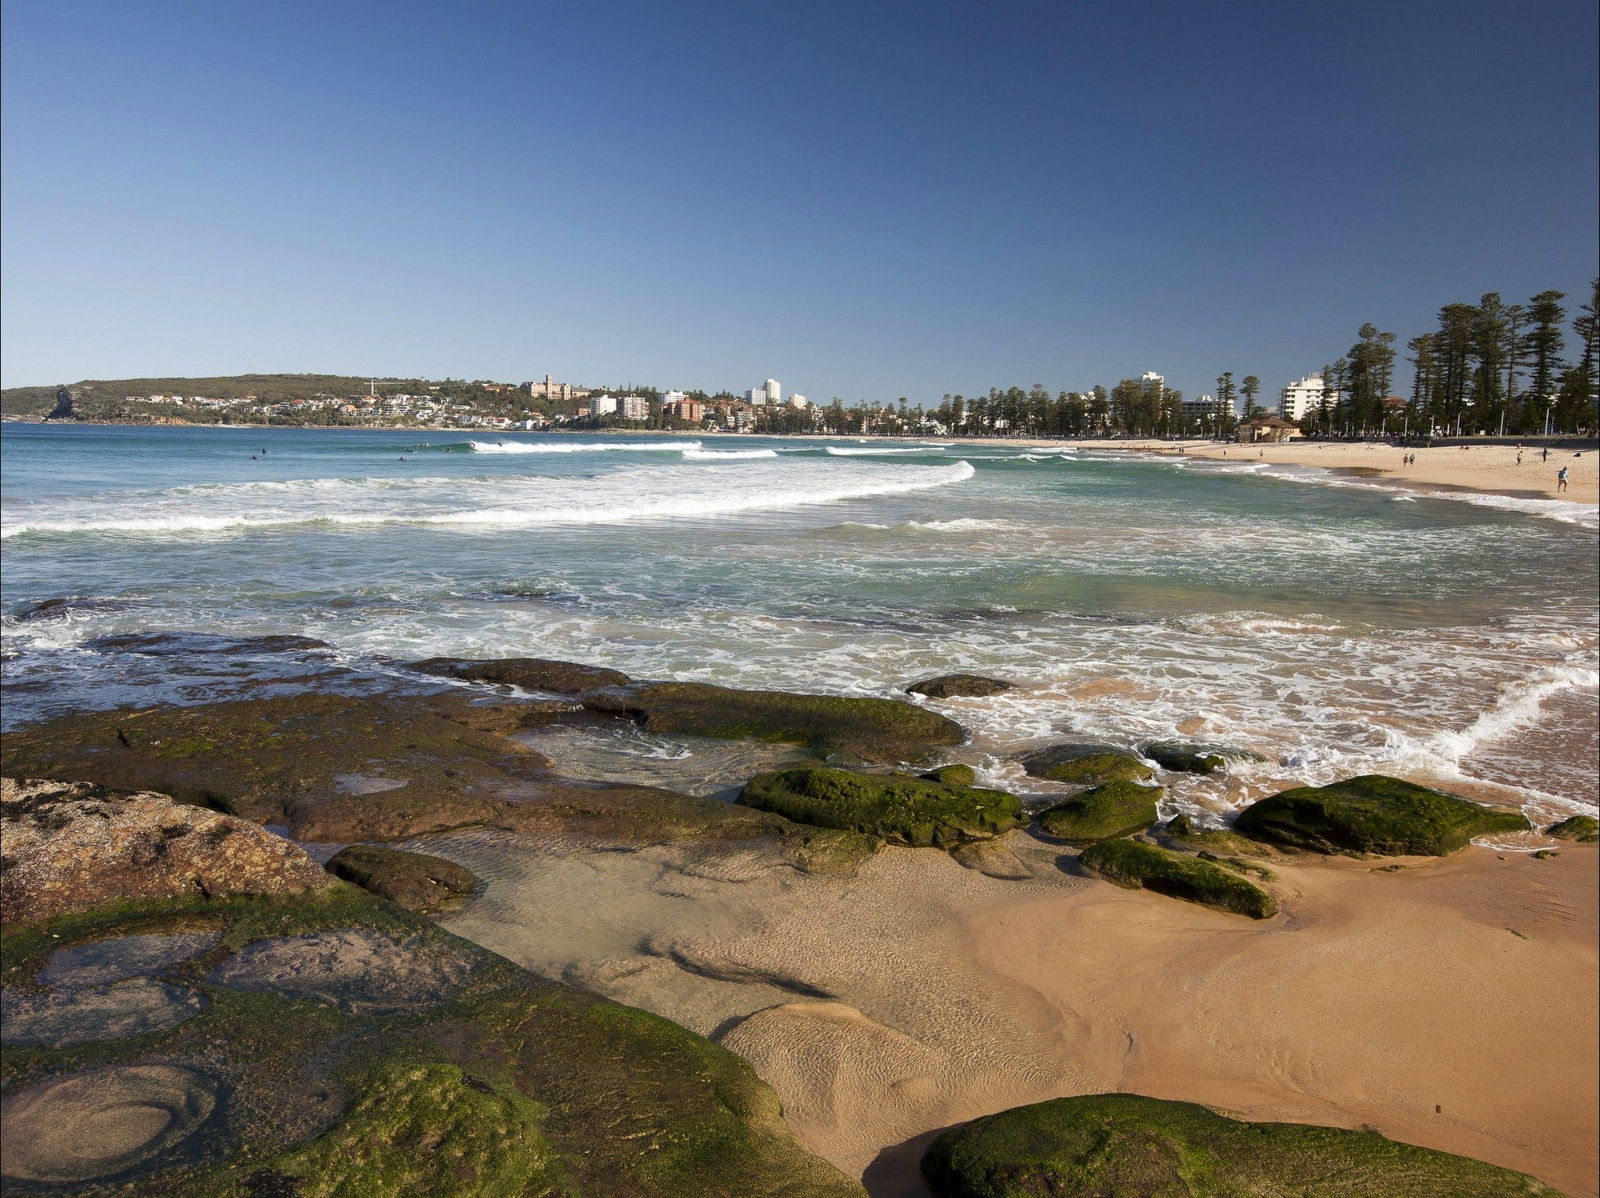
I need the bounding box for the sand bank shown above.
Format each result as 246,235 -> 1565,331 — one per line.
433,828 -> 1597,1198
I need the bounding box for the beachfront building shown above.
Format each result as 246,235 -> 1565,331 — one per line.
523,375 -> 591,403
764,378 -> 782,405
1279,374 -> 1329,422
1236,413 -> 1301,443
663,396 -> 706,422
589,394 -> 618,417
788,393 -> 808,409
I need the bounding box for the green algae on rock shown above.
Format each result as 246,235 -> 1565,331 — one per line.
583,681 -> 965,763
2,836 -> 865,1197
1036,780 -> 1162,845
1077,839 -> 1277,919
905,674 -> 1016,699
737,766 -> 1022,848
1546,815 -> 1599,842
326,845 -> 479,914
1160,813 -> 1276,858
921,1092 -> 1565,1197
1020,743 -> 1154,785
1139,739 -> 1266,774
1234,775 -> 1531,857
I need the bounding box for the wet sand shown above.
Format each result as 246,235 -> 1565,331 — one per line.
430,827 -> 1598,1198
1005,437 -> 1598,505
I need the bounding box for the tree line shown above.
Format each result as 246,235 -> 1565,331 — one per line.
1305,279 -> 1598,439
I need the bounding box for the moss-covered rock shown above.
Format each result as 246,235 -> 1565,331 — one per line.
0,789 -> 865,1197
1235,775 -> 1531,857
1161,814 -> 1276,858
1546,815 -> 1598,842
410,655 -> 630,695
584,681 -> 965,763
1077,839 -> 1277,918
0,693 -> 552,840
1020,743 -> 1153,785
1036,781 -> 1161,845
0,696 -> 801,849
737,767 -> 1022,848
905,674 -> 1016,699
325,846 -> 479,914
921,1092 -> 1564,1197
1140,740 -> 1266,774
922,764 -> 977,786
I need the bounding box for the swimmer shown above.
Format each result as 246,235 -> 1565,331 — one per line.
251,454 -> 259,460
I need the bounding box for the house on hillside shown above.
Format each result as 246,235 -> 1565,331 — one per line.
1235,413 -> 1301,443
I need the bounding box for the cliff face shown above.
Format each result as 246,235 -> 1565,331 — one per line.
47,388 -> 75,419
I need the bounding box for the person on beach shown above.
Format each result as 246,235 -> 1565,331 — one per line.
1557,467 -> 1568,491
1542,447 -> 1549,461
1517,450 -> 1523,465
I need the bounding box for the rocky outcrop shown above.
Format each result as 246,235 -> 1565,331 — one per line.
1037,780 -> 1162,844
904,674 -> 1016,699
0,778 -> 336,923
922,1093 -> 1564,1197
410,655 -> 630,694
1077,839 -> 1277,919
1020,742 -> 1154,785
325,845 -> 479,914
1140,739 -> 1266,774
737,766 -> 1021,848
0,783 -> 866,1197
1234,775 -> 1531,857
583,681 -> 966,763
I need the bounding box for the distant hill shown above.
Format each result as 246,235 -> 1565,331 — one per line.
1,373 -> 442,419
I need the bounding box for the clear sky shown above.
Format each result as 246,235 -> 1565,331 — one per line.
3,0 -> 1596,404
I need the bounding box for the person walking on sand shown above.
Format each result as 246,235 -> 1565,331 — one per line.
1542,447 -> 1549,462
1556,467 -> 1568,492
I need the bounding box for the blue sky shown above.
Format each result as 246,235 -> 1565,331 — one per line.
3,0 -> 1595,404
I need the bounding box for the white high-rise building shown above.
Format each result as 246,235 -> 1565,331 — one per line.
745,388 -> 765,405
589,394 -> 618,417
1141,371 -> 1165,393
1279,374 -> 1329,422
787,393 -> 808,409
764,378 -> 782,405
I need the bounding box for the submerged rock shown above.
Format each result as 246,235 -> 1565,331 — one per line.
410,655 -> 630,694
1,980 -> 206,1047
1020,742 -> 1154,785
922,1093 -> 1564,1197
1036,780 -> 1162,845
1077,839 -> 1277,919
738,766 -> 1022,848
1546,814 -> 1599,842
0,1064 -> 222,1185
0,778 -> 336,923
325,845 -> 479,913
584,681 -> 966,763
1234,775 -> 1531,857
1140,739 -> 1266,774
905,674 -> 1016,699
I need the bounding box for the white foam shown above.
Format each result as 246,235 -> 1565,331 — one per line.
2,460 -> 979,539
466,439 -> 702,454
681,448 -> 779,460
1384,662 -> 1600,776
824,445 -> 944,456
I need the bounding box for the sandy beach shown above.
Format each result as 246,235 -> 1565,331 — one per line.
436,824 -> 1599,1198
982,436 -> 1598,505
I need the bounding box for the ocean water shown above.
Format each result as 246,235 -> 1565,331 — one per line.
3,423 -> 1596,831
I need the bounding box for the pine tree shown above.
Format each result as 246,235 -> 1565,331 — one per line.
1241,376 -> 1262,418
1522,290 -> 1567,422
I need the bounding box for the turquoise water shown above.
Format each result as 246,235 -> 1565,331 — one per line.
3,423 -> 1596,825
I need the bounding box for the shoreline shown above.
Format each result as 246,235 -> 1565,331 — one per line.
11,419 -> 1597,504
